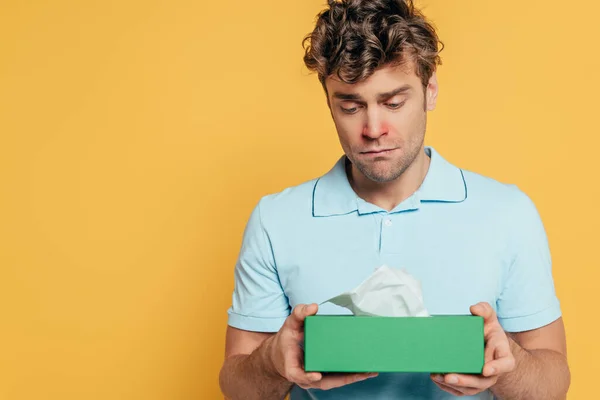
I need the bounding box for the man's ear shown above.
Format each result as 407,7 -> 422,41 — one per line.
425,71 -> 439,111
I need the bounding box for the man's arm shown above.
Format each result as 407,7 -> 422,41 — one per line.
432,303 -> 570,399
491,317 -> 570,400
219,304 -> 377,400
219,327 -> 292,400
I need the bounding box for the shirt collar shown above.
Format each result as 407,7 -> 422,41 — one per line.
312,146 -> 467,217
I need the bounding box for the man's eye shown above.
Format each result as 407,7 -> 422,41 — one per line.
341,106 -> 359,114
386,101 -> 406,110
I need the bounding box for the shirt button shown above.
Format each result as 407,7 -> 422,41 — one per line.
384,218 -> 393,227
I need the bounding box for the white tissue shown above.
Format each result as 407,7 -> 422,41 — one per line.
323,265 -> 430,317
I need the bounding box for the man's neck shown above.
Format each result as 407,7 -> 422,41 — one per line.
347,148 -> 431,212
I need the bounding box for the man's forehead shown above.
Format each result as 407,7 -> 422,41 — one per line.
325,62 -> 420,97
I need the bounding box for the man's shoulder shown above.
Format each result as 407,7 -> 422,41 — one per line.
254,176 -> 320,220
461,168 -> 538,214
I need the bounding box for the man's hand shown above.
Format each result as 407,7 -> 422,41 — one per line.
430,302 -> 516,396
267,303 -> 378,390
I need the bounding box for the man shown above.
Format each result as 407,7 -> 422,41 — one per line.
219,0 -> 570,399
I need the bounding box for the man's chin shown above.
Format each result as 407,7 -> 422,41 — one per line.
358,166 -> 402,184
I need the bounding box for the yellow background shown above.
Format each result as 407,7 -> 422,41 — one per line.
1,0 -> 597,398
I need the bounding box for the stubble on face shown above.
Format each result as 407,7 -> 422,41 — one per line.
345,112 -> 426,184
328,63 -> 430,184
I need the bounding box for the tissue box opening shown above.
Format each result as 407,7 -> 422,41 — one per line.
304,315 -> 484,373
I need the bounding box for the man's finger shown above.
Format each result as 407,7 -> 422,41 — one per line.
482,356 -> 516,377
494,339 -> 512,359
484,337 -> 506,363
441,373 -> 496,390
431,379 -> 467,396
484,340 -> 496,364
315,373 -> 378,390
284,303 -> 318,331
287,367 -> 322,387
481,337 -> 514,376
470,302 -> 497,325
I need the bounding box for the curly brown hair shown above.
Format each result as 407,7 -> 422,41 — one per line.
303,0 -> 443,92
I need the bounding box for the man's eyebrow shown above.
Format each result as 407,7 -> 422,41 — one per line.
332,92 -> 363,101
332,84 -> 413,101
376,84 -> 412,101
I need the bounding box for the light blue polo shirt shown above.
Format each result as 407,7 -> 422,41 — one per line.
227,146 -> 561,400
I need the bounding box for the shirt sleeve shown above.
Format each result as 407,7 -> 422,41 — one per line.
496,187 -> 562,332
227,198 -> 290,332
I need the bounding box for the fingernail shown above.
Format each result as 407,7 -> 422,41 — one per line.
447,376 -> 458,384
489,367 -> 496,375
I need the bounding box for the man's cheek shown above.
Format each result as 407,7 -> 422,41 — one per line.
380,121 -> 391,133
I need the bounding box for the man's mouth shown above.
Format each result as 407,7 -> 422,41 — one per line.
361,148 -> 397,155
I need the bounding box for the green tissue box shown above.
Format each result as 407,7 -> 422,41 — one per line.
304,315 -> 484,373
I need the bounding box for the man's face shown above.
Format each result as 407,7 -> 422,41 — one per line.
325,62 -> 438,183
